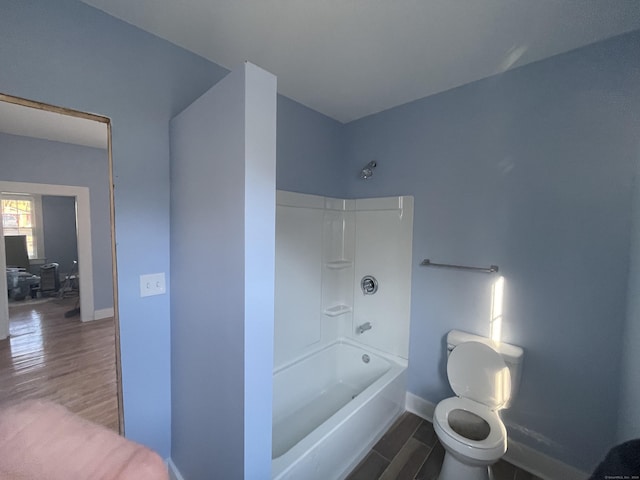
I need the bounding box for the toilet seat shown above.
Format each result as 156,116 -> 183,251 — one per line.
434,397 -> 506,453
447,341 -> 511,409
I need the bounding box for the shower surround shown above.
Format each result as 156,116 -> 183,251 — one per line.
273,190 -> 413,479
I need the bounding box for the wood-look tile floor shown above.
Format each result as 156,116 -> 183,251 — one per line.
346,412 -> 542,480
0,298 -> 119,431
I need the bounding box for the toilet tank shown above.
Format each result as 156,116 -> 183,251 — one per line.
446,330 -> 524,407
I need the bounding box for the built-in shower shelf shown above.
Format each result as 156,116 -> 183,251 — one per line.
325,260 -> 353,270
323,304 -> 352,317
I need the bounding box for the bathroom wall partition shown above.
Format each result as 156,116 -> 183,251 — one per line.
274,190 -> 414,367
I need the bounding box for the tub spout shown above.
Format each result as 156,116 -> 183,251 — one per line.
356,322 -> 372,334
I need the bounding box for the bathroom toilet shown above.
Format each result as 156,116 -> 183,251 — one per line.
433,330 -> 523,480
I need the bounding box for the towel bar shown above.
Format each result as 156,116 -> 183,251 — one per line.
420,259 -> 499,274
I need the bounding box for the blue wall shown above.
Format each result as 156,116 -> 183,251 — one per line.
343,30 -> 640,470
0,132 -> 113,310
42,195 -> 78,278
619,127 -> 640,442
276,95 -> 346,197
0,0 -> 228,456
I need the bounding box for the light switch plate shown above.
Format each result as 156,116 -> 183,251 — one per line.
140,273 -> 166,297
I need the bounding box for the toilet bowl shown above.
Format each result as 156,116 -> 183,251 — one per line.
434,397 -> 506,465
433,333 -> 523,480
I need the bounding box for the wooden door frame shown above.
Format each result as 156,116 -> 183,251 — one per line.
0,92 -> 124,435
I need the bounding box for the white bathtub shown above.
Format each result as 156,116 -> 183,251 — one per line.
272,339 -> 407,480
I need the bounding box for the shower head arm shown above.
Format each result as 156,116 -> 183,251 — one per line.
359,160 -> 377,179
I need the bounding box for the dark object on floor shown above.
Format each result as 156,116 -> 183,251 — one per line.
58,261 -> 79,299
589,439 -> 640,480
64,300 -> 80,318
6,269 -> 39,301
40,263 -> 60,296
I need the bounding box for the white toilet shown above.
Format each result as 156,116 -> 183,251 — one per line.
433,330 -> 523,480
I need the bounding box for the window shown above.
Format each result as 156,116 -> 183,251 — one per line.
1,194 -> 44,259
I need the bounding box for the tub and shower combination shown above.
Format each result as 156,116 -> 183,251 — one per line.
271,340 -> 407,480
273,191 -> 413,479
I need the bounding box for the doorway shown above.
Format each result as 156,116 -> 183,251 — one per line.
0,93 -> 123,433
0,182 -> 95,325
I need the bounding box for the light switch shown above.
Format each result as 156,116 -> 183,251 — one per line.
140,273 -> 166,297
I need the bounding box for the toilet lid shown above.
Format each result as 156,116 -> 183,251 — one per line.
447,341 -> 511,409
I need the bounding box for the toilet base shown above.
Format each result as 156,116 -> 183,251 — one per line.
438,451 -> 491,480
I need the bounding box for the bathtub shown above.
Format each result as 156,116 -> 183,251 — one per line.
272,339 -> 407,480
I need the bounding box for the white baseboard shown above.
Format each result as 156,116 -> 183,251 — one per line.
405,392 -> 588,480
166,458 -> 185,480
405,391 -> 435,421
93,307 -> 114,321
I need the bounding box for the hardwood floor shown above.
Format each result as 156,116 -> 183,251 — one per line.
0,298 -> 119,431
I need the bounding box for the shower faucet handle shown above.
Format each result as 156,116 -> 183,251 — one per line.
361,275 -> 378,295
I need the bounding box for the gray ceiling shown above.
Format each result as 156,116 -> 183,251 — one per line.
80,0 -> 640,123
0,101 -> 107,149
